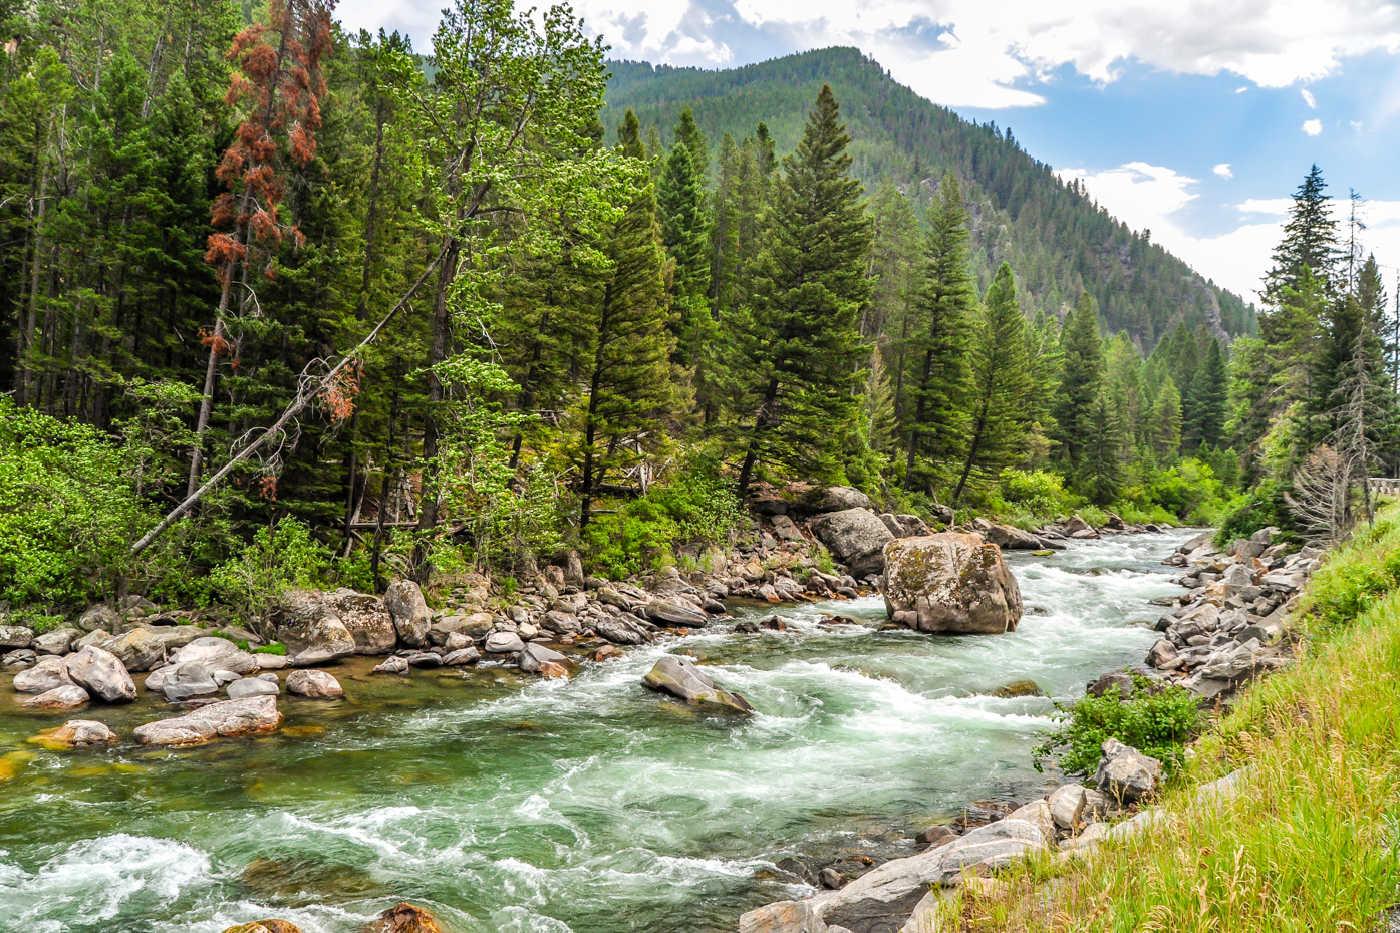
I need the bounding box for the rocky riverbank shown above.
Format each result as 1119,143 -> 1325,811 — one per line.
739,523 -> 1321,933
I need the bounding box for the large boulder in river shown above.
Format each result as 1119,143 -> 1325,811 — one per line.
382,580 -> 431,648
286,669 -> 343,699
809,508 -> 894,577
64,646 -> 136,702
134,695 -> 282,747
644,598 -> 709,628
19,684 -> 90,711
971,517 -> 1042,550
642,655 -> 753,714
276,589 -> 395,657
881,533 -> 1023,634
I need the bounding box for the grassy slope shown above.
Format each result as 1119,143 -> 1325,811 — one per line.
943,506 -> 1400,931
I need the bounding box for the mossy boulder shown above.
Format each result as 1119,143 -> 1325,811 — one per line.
881,533 -> 1023,634
642,655 -> 753,714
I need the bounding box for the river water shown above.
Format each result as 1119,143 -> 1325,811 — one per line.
0,531 -> 1191,933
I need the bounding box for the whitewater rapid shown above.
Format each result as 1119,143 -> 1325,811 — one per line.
0,530 -> 1192,932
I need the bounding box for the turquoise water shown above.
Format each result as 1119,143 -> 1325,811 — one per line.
0,531 -> 1190,932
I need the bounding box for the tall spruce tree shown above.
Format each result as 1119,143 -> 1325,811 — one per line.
657,141 -> 714,375
952,263 -> 1032,503
1081,384 -> 1126,504
576,113 -> 675,528
1262,165 -> 1338,307
727,85 -> 871,495
901,172 -> 973,492
1054,292 -> 1106,470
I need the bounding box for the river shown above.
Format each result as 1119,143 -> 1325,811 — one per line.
0,530 -> 1192,932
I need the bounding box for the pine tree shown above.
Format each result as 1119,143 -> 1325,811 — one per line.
576,115 -> 675,528
1262,165 -> 1338,307
727,85 -> 871,495
1081,383 -> 1126,504
1054,292 -> 1106,470
902,172 -> 973,492
673,106 -> 710,189
1150,376 -> 1183,460
657,141 -> 713,374
952,262 -> 1032,503
1186,337 -> 1226,450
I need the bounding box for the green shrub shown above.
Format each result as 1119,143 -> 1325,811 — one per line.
1033,675 -> 1204,778
209,518 -> 331,634
583,458 -> 744,579
254,641 -> 287,656
1213,480 -> 1294,548
1298,515 -> 1400,633
0,398 -> 152,607
999,469 -> 1076,518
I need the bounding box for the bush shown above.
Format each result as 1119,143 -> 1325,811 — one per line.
0,399 -> 153,608
1033,675 -> 1204,778
1298,513 -> 1400,633
209,518 -> 331,632
1213,480 -> 1294,548
583,458 -> 744,579
254,641 -> 287,656
1000,469 -> 1076,517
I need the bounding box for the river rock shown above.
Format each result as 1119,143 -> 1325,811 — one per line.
972,518 -> 1042,550
592,645 -> 624,662
541,610 -> 581,635
1094,738 -> 1162,805
0,625 -> 33,649
1063,515 -> 1099,539
33,626 -> 78,655
799,485 -> 873,513
641,655 -> 753,714
76,603 -> 119,632
162,662 -> 221,701
43,718 -> 117,746
1048,784 -> 1087,830
277,589 -> 394,656
442,647 -> 480,666
595,616 -> 647,645
103,625 -> 203,672
20,684 -> 91,710
227,676 -> 280,699
3,648 -> 35,669
644,598 -> 709,628
169,637 -> 260,675
372,655 -> 410,675
882,533 -> 1023,635
14,655 -> 75,693
519,642 -> 570,675
809,508 -> 894,577
222,921 -> 305,933
383,579 -> 432,648
134,695 -> 282,747
484,631 -> 525,653
64,646 -> 136,702
403,650 -> 442,668
363,902 -> 446,933
286,669 -> 343,699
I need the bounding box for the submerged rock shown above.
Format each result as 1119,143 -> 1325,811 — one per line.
641,655 -> 753,714
133,695 -> 282,747
363,902 -> 446,933
993,679 -> 1044,698
222,922 -> 305,933
37,719 -> 117,747
882,533 -> 1023,634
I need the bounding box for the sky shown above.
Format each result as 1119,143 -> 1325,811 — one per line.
335,0 -> 1400,305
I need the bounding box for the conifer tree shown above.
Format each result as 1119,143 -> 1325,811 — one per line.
902,172 -> 973,491
576,114 -> 675,528
1186,337 -> 1227,450
1262,165 -> 1338,307
727,85 -> 871,495
657,141 -> 714,372
952,263 -> 1032,503
1054,292 -> 1106,469
1081,384 -> 1126,504
1150,376 -> 1183,460
673,106 -> 710,189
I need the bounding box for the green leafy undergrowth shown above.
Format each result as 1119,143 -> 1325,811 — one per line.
1033,675 -> 1205,778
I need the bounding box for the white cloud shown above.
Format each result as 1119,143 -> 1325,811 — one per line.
1301,87 -> 1317,108
1062,170 -> 1400,301
333,0 -> 1400,109
1303,118 -> 1323,135
1213,163 -> 1233,179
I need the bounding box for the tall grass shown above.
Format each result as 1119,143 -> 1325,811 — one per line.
941,507 -> 1400,932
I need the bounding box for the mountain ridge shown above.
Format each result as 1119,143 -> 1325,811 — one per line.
603,46 -> 1255,348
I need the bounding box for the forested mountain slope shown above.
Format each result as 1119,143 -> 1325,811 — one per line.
605,48 -> 1255,348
